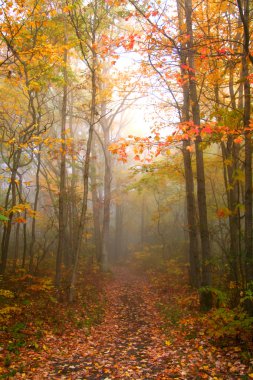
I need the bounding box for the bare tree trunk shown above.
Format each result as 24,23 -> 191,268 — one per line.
236,0 -> 252,282
182,142 -> 201,287
69,123 -> 94,301
217,67 -> 241,283
29,148 -> 41,273
90,150 -> 102,263
140,194 -> 145,250
68,96 -> 78,265
69,54 -> 97,302
114,202 -> 124,261
0,150 -> 21,274
22,209 -> 27,268
12,223 -> 20,272
101,124 -> 111,271
55,38 -> 68,287
184,0 -> 211,286
177,0 -> 200,287
221,141 -> 242,280
13,177 -> 23,271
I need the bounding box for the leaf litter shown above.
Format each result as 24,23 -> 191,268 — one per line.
2,267 -> 252,379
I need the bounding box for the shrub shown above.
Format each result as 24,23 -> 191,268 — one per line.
203,306 -> 253,345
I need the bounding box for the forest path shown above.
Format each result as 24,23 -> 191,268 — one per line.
30,267 -> 171,379
20,266 -> 249,380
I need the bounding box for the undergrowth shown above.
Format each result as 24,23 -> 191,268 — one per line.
131,247 -> 253,367
0,266 -> 106,378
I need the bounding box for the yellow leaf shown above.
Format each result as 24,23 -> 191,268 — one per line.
165,340 -> 171,346
0,289 -> 14,298
224,159 -> 233,166
186,145 -> 193,152
63,5 -> 71,12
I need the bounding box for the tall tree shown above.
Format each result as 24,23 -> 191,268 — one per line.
184,0 -> 211,286
236,0 -> 252,283
55,20 -> 68,287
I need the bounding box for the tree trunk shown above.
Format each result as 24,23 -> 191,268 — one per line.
55,38 -> 68,287
22,209 -> 27,268
0,150 -> 21,274
69,52 -> 97,302
237,0 -> 252,282
101,124 -> 111,271
221,140 -> 241,282
12,223 -> 20,272
69,96 -> 78,265
184,0 -> 211,286
29,147 -> 41,273
182,142 -> 201,287
177,0 -> 201,288
90,144 -> 102,263
69,121 -> 94,302
140,195 -> 145,250
114,202 -> 124,261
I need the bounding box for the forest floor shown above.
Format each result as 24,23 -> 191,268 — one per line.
1,264 -> 253,379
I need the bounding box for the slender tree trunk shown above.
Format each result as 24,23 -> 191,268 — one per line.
177,0 -> 200,287
0,150 -> 21,274
69,95 -> 78,265
69,122 -> 94,302
55,38 -> 68,287
22,209 -> 27,268
12,223 -> 20,272
216,70 -> 241,283
221,140 -> 241,282
90,155 -> 102,263
101,125 -> 111,271
184,0 -> 211,286
140,194 -> 145,250
13,177 -> 23,271
114,202 -> 123,261
69,51 -> 97,302
237,0 -> 252,282
29,148 -> 41,273
182,142 -> 201,287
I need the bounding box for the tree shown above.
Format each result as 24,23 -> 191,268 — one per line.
0,0 -> 60,273
67,0 -> 109,300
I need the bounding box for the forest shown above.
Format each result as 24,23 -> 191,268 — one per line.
1,0 -> 253,378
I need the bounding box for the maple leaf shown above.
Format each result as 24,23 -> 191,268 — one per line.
216,207 -> 231,218
14,217 -> 27,223
234,137 -> 243,144
202,126 -> 212,134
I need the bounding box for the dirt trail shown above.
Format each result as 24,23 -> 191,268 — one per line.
32,268 -> 171,379
18,267 -> 250,380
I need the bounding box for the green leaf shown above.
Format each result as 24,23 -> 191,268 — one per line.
0,214 -> 8,221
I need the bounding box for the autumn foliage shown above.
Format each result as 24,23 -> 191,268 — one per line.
0,0 -> 253,378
